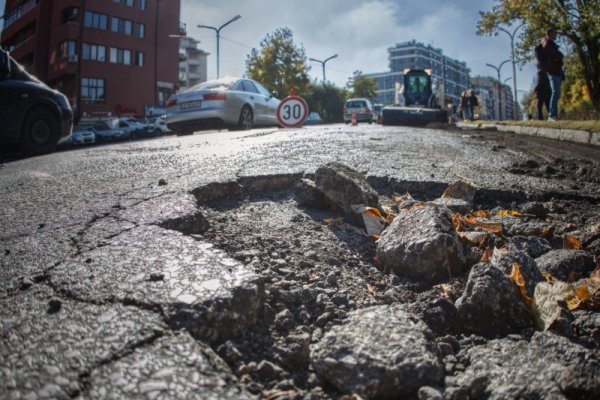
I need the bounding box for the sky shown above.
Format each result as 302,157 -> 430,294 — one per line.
0,0 -> 537,98
180,0 -> 538,99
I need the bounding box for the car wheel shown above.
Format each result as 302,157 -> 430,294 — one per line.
237,106 -> 253,130
20,108 -> 59,155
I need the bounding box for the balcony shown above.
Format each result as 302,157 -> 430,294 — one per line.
2,0 -> 39,31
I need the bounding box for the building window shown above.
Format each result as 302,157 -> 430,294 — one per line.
61,6 -> 80,24
58,40 -> 77,59
113,0 -> 134,5
123,49 -> 132,65
136,51 -> 144,67
137,23 -> 145,38
111,17 -> 133,35
81,78 -> 105,103
84,11 -> 108,30
82,43 -> 106,62
110,48 -> 132,65
139,0 -> 147,10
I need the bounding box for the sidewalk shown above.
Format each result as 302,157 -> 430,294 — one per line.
456,121 -> 600,147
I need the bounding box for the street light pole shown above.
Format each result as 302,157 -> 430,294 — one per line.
486,59 -> 511,120
499,23 -> 524,120
198,14 -> 241,79
309,54 -> 338,83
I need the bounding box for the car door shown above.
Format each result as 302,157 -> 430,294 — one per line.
254,81 -> 280,126
0,78 -> 28,139
241,80 -> 264,124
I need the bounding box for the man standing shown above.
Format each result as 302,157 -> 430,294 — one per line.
542,28 -> 564,121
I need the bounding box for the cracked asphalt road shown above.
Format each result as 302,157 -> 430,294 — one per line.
1,124 -> 599,399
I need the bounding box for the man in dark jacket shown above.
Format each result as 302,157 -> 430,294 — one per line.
542,28 -> 564,121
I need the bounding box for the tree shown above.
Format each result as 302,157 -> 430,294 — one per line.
347,71 -> 378,100
477,0 -> 600,113
304,82 -> 348,123
246,27 -> 310,98
560,54 -> 598,119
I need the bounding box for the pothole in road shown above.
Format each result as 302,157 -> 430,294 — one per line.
160,173 -> 600,398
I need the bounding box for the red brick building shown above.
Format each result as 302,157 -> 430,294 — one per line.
1,0 -> 181,119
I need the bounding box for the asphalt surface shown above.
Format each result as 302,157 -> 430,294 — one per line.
1,124 -> 599,399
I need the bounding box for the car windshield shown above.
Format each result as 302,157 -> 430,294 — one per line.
347,101 -> 366,108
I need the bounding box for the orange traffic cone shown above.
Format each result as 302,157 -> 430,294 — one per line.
351,112 -> 357,126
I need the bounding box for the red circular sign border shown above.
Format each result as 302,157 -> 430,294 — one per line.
276,95 -> 309,128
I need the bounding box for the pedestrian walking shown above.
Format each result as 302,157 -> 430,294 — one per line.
542,28 -> 564,121
460,90 -> 470,121
533,39 -> 551,120
467,90 -> 478,121
534,69 -> 551,120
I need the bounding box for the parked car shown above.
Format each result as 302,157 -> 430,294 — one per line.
372,103 -> 384,123
343,98 -> 374,124
305,111 -> 322,125
146,115 -> 171,135
165,77 -> 281,135
69,127 -> 96,145
112,118 -> 145,139
0,47 -> 73,155
92,121 -> 127,142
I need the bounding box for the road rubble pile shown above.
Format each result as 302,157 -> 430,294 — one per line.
183,162 -> 600,399
3,159 -> 600,400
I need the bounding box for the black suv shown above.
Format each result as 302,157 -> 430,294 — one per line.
0,48 -> 73,155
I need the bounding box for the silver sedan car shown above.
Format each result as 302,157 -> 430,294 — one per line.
165,77 -> 281,134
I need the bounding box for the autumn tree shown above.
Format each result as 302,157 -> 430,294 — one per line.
347,71 -> 378,100
477,0 -> 600,113
246,27 -> 310,98
560,54 -> 598,119
305,82 -> 348,123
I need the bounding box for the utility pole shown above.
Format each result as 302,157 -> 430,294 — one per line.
486,59 -> 510,120
309,54 -> 338,83
198,15 -> 241,79
499,23 -> 524,120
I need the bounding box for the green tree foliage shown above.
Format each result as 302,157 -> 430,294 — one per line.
246,27 -> 310,99
477,0 -> 600,114
560,54 -> 599,119
304,82 -> 348,123
347,71 -> 378,100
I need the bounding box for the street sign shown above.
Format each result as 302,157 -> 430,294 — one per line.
276,95 -> 309,128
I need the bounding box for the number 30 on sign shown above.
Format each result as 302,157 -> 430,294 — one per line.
276,95 -> 309,128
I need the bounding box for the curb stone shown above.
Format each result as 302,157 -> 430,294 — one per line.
456,121 -> 599,146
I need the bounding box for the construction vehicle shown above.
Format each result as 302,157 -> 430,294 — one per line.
381,68 -> 447,126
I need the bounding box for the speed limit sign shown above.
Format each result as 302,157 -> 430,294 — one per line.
276,95 -> 309,128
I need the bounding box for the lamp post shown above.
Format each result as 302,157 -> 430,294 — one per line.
309,54 -> 338,83
198,15 -> 241,79
499,22 -> 524,120
486,59 -> 511,120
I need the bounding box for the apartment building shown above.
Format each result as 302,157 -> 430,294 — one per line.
178,34 -> 209,90
1,0 -> 180,119
471,76 -> 515,120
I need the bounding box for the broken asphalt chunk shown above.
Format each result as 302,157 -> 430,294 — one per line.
315,162 -> 380,215
310,305 -> 443,399
455,263 -> 533,337
536,249 -> 596,282
376,205 -> 465,283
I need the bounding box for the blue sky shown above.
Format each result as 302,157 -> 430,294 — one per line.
0,0 -> 538,98
181,0 -> 536,97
